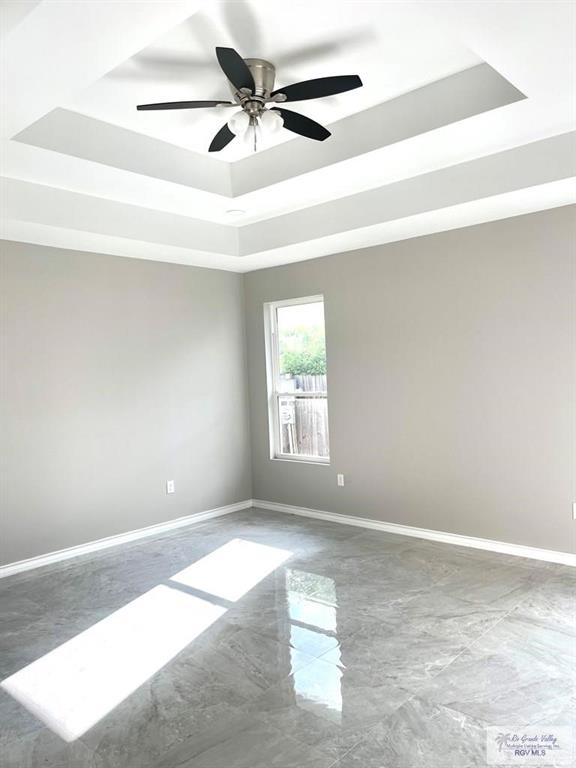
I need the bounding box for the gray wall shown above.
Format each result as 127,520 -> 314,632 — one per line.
0,241 -> 251,564
244,206 -> 575,553
2,207 -> 573,564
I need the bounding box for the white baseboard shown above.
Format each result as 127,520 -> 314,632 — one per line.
253,499 -> 576,567
3,497 -> 573,577
0,499 -> 253,579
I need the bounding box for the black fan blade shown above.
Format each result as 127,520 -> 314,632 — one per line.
215,46 -> 255,93
209,122 -> 236,152
271,108 -> 330,141
271,75 -> 362,102
137,100 -> 233,111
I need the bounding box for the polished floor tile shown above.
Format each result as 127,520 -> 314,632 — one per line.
157,716 -> 336,768
246,672 -> 376,761
412,637 -> 574,726
335,696 -> 489,768
80,653 -> 252,768
0,509 -> 573,767
2,727 -> 100,768
366,590 -> 509,644
509,573 -> 576,635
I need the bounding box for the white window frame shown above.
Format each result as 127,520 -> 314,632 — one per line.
264,295 -> 330,465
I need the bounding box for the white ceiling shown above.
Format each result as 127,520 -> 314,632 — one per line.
1,0 -> 574,272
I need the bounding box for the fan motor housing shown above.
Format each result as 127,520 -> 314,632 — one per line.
229,58 -> 276,104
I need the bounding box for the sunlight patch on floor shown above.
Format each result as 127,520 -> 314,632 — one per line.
1,538 -> 292,741
171,538 -> 292,601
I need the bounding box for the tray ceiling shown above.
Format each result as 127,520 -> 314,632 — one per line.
1,0 -> 574,271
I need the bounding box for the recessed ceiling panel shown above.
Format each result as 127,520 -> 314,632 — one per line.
15,65 -> 524,200
64,0 -> 482,161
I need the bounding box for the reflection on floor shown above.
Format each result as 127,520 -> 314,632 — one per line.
1,508 -> 574,767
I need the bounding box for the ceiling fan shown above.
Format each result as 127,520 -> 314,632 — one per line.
136,46 -> 362,152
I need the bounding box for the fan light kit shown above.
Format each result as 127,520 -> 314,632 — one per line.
137,47 -> 362,153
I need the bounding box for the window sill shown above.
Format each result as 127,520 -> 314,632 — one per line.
271,456 -> 331,467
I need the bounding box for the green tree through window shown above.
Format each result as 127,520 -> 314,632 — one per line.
279,325 -> 327,376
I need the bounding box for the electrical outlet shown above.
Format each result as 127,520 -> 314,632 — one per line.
166,480 -> 175,494
337,473 -> 345,487
573,502 -> 576,521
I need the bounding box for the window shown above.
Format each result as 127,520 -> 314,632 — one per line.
264,296 -> 329,463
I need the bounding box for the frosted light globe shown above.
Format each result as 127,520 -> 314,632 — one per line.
227,110 -> 250,135
260,109 -> 284,133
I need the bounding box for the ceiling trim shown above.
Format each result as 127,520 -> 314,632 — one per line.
240,182 -> 575,272
239,133 -> 576,254
3,134 -> 574,272
0,221 -> 242,273
15,110 -> 233,197
1,178 -> 237,256
230,63 -> 524,195
3,183 -> 573,274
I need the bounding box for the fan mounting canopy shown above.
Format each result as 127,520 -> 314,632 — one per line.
234,58 -> 276,99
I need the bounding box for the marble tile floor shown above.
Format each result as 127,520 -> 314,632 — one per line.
0,508 -> 574,767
